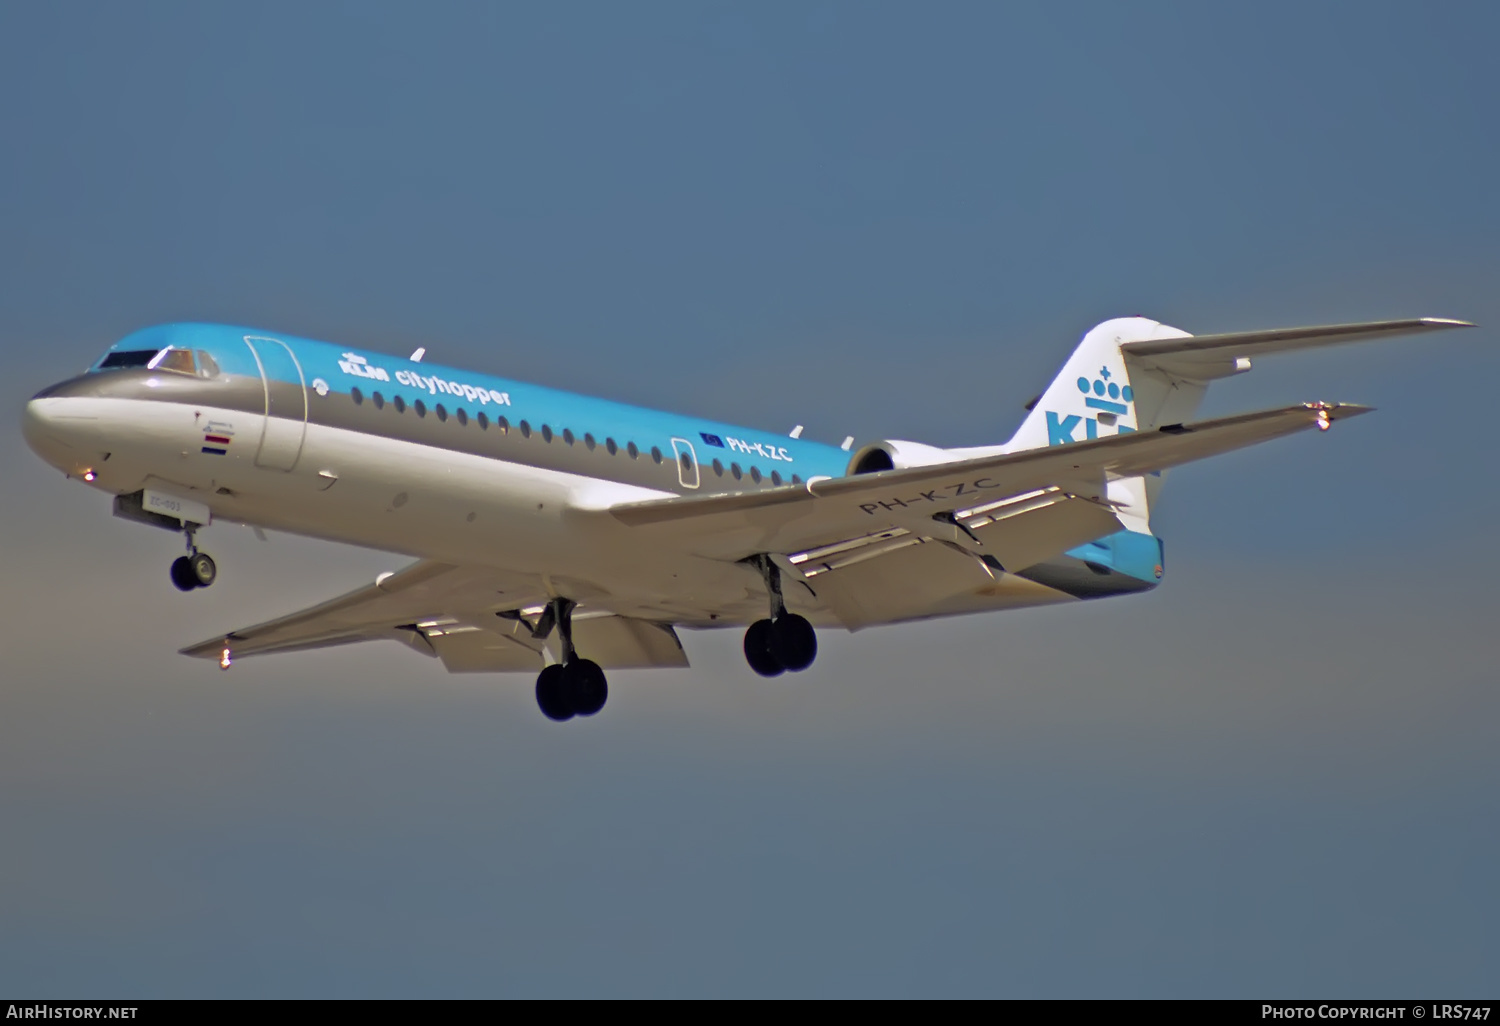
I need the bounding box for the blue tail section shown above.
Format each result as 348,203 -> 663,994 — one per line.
1015,529 -> 1165,599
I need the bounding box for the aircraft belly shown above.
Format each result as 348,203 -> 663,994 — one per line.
75,402 -> 1095,633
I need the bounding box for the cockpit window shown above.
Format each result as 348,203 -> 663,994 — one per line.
98,349 -> 159,369
196,351 -> 221,378
148,348 -> 197,374
97,347 -> 203,374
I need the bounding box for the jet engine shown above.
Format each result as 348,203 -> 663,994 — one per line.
845,439 -> 960,476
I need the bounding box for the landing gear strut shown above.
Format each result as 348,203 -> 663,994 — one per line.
742,554 -> 817,677
532,597 -> 608,722
170,524 -> 216,592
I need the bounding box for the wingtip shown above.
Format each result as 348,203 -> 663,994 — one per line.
1419,317 -> 1477,329
1307,402 -> 1376,420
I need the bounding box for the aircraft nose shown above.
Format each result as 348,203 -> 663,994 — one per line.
22,393 -> 101,472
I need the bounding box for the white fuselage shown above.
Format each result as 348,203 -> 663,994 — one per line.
23,389 -> 1074,629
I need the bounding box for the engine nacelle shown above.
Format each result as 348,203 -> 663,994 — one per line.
846,439 -> 961,476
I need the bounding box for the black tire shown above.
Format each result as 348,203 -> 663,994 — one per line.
536,664 -> 574,721
744,619 -> 784,677
189,552 -> 217,588
770,614 -> 817,672
170,555 -> 198,592
568,658 -> 608,717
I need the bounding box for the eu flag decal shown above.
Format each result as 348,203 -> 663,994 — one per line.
699,432 -> 726,448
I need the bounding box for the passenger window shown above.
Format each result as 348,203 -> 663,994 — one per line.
414,400 -> 427,417
562,429 -> 575,445
351,387 -> 364,405
584,433 -> 597,451
626,441 -> 639,459
730,462 -> 742,480
750,466 -> 762,483
791,474 -> 801,485
651,446 -> 663,464
477,411 -> 488,429
497,416 -> 509,434
435,403 -> 447,422
541,424 -> 553,442
393,396 -> 406,413
605,438 -> 618,455
770,470 -> 782,486
195,352 -> 221,378
149,348 -> 196,374
519,420 -> 531,438
373,392 -> 385,409
456,408 -> 468,426
712,459 -> 724,476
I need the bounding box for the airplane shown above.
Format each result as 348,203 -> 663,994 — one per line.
21,314 -> 1472,722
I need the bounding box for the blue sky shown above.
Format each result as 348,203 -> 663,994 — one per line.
1,2 -> 1496,997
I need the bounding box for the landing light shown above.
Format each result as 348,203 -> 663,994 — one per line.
219,646 -> 233,670
82,469 -> 96,482
1316,410 -> 1332,431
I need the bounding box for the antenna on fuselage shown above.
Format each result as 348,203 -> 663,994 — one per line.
840,436 -> 854,450
409,347 -> 426,362
789,425 -> 804,439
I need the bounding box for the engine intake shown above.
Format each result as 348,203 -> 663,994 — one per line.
845,440 -> 959,476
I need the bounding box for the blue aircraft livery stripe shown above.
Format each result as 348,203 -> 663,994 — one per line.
94,323 -> 855,481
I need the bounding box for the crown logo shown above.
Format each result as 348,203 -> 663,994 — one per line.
1076,366 -> 1132,415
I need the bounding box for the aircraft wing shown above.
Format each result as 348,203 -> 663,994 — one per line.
180,559 -> 689,671
185,403 -> 1371,659
607,402 -> 1371,564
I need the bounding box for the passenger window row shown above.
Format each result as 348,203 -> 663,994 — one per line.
346,386 -> 798,487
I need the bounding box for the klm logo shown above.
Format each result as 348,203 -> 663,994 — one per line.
337,352 -> 391,382
1047,366 -> 1136,446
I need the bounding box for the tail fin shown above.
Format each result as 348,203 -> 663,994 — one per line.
1008,317 -> 1198,454
1007,317 -> 1195,533
1006,314 -> 1472,531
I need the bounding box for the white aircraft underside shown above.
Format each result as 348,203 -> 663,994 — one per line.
21,314 -> 1472,721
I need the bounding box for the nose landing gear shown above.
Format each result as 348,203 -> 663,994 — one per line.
742,554 -> 818,677
169,525 -> 217,592
530,597 -> 609,722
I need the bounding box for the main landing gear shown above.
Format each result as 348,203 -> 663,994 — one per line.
742,554 -> 817,678
531,598 -> 608,722
169,524 -> 217,592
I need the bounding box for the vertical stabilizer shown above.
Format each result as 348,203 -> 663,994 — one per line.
1006,317 -> 1207,532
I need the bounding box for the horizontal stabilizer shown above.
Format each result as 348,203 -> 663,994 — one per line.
1122,317 -> 1473,378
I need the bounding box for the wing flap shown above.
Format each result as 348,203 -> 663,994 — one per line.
806,534 -> 1077,630
969,492 -> 1124,573
427,622 -> 546,673
571,615 -> 689,669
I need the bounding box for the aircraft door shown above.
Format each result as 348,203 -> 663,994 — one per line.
670,437 -> 700,489
242,336 -> 308,472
